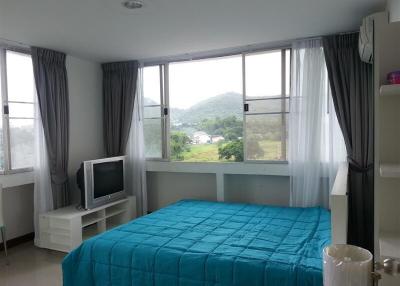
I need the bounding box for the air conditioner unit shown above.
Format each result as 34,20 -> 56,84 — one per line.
388,0 -> 400,23
359,15 -> 374,64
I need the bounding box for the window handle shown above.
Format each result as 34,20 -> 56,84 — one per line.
163,107 -> 168,116
3,105 -> 9,115
244,104 -> 249,112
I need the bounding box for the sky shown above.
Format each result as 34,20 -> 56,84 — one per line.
143,50 -> 286,110
0,50 -> 35,127
5,51 -> 35,103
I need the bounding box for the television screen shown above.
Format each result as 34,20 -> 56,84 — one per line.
93,160 -> 124,199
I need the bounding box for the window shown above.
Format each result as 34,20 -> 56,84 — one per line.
0,49 -> 35,173
143,65 -> 166,159
244,49 -> 290,161
142,48 -> 290,162
169,55 -> 243,162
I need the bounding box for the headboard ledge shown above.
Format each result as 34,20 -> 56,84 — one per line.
330,162 -> 348,245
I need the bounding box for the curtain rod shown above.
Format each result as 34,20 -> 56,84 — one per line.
139,30 -> 359,66
0,37 -> 31,53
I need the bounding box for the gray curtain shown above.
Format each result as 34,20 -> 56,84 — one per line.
102,61 -> 139,156
31,47 -> 70,209
323,33 -> 374,252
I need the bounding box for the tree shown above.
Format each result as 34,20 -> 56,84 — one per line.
246,137 -> 265,159
218,139 -> 244,162
199,116 -> 243,140
170,131 -> 191,160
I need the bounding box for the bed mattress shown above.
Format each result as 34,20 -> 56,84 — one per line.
63,200 -> 331,286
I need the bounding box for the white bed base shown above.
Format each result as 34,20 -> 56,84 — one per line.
330,163 -> 349,245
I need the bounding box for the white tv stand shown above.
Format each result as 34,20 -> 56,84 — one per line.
38,196 -> 136,252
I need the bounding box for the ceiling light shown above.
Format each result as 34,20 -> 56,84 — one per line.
122,0 -> 143,9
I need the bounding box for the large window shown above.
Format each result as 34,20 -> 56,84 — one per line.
0,49 -> 35,173
143,48 -> 290,162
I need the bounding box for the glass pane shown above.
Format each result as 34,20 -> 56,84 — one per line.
169,55 -> 243,162
246,98 -> 289,114
144,118 -> 162,158
143,66 -> 161,105
9,119 -> 34,169
6,51 -> 35,103
245,114 -> 287,161
245,50 -> 282,98
9,102 -> 34,118
285,49 -> 291,96
144,106 -> 161,119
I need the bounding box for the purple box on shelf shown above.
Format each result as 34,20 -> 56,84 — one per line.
387,71 -> 400,84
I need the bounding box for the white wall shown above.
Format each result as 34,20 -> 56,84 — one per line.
1,54 -> 103,242
146,172 -> 290,212
1,184 -> 34,242
147,172 -> 217,212
66,56 -> 104,204
224,174 -> 290,206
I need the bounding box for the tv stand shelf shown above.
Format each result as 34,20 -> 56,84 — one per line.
38,196 -> 136,252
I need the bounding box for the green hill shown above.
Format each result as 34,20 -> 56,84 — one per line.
144,91 -> 283,127
171,92 -> 243,124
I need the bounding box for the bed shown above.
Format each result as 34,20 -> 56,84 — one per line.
62,200 -> 331,286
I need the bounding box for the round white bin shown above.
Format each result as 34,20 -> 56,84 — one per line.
323,244 -> 373,286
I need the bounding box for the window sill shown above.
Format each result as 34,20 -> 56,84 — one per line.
0,171 -> 34,188
146,161 -> 289,176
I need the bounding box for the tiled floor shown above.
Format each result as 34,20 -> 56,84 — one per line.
0,242 -> 65,286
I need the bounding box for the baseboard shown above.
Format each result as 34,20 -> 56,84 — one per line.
0,232 -> 34,251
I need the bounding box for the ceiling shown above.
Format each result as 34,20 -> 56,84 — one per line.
0,0 -> 385,62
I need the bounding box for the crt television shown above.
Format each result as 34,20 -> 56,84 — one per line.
76,156 -> 127,210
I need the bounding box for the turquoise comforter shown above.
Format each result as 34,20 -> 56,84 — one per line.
63,200 -> 330,286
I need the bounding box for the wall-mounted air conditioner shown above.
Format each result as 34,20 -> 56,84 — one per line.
359,15 -> 374,64
388,0 -> 400,23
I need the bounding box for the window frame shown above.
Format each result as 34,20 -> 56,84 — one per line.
0,47 -> 34,174
143,46 -> 291,164
142,64 -> 170,161
243,48 -> 290,163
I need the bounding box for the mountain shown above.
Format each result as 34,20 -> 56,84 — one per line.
144,92 -> 284,126
171,92 -> 243,124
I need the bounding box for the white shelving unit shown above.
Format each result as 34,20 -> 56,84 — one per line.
379,164 -> 400,178
374,12 -> 400,286
380,231 -> 400,259
377,80 -> 400,267
38,196 -> 136,252
380,84 -> 400,97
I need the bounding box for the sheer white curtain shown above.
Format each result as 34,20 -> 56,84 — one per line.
289,39 -> 346,208
33,101 -> 53,246
126,68 -> 148,216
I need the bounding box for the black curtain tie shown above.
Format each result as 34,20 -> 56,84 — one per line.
348,157 -> 373,173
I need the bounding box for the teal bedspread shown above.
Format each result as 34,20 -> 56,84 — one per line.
63,200 -> 331,286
